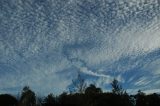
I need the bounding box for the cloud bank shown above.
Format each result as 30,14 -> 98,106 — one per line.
0,0 -> 160,95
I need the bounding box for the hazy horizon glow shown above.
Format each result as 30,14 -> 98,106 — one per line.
0,0 -> 160,95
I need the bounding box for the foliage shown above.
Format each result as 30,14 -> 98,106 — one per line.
42,93 -> 56,106
71,72 -> 87,93
0,81 -> 160,106
85,84 -> 102,94
19,86 -> 36,106
111,78 -> 124,95
0,94 -> 18,106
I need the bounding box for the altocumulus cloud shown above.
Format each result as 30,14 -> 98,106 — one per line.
0,0 -> 160,95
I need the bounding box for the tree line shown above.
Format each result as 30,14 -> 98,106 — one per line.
0,73 -> 160,106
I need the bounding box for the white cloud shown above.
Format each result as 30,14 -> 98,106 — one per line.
0,0 -> 160,95
128,89 -> 160,95
134,77 -> 151,86
79,17 -> 160,66
80,67 -> 112,79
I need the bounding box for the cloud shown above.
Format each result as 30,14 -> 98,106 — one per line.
0,0 -> 160,95
80,67 -> 111,78
134,77 -> 151,86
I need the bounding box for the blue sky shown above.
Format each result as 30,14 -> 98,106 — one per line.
0,0 -> 160,95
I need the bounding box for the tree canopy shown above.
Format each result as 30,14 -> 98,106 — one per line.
0,79 -> 160,106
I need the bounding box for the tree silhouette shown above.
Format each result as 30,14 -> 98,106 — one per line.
1,79 -> 160,106
0,94 -> 18,106
43,93 -> 56,106
135,90 -> 146,106
36,96 -> 43,106
71,72 -> 87,93
19,86 -> 36,106
85,84 -> 102,94
147,93 -> 160,106
58,92 -> 68,106
111,78 -> 124,95
42,93 -> 56,106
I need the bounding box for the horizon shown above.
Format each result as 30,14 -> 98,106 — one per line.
0,0 -> 160,95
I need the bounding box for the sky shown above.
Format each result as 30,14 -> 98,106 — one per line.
0,0 -> 160,95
